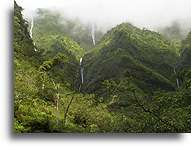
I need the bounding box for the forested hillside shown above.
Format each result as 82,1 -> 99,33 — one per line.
31,8 -> 103,51
179,32 -> 191,71
83,23 -> 179,94
14,1 -> 191,133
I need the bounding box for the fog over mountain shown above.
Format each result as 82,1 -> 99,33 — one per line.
16,0 -> 191,32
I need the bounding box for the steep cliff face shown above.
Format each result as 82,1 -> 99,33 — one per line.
14,1 -> 36,58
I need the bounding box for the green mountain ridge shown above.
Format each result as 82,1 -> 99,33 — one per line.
83,23 -> 179,94
34,34 -> 85,60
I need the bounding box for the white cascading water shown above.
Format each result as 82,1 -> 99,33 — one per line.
29,17 -> 34,38
174,67 -> 180,88
80,57 -> 84,84
30,16 -> 37,51
79,23 -> 95,90
91,24 -> 96,46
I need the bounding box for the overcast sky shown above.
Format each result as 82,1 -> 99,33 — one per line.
16,0 -> 191,30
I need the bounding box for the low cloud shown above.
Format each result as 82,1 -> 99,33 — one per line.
16,0 -> 191,33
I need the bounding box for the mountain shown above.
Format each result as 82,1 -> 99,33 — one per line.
34,34 -> 85,60
32,8 -> 103,51
83,23 -> 179,94
14,1 -> 191,133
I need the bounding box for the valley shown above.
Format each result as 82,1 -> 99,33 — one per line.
14,1 -> 191,133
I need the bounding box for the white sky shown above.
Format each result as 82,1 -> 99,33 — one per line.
16,0 -> 191,30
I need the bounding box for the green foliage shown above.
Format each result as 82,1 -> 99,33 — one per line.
178,32 -> 191,71
14,1 -> 191,133
32,8 -> 103,51
14,97 -> 56,132
39,52 -> 80,90
13,1 -> 37,60
83,23 -> 178,94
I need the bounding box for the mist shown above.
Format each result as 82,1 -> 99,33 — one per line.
16,0 -> 191,34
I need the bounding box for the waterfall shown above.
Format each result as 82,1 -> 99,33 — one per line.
174,67 -> 180,88
29,17 -> 34,38
80,57 -> 84,84
91,24 -> 96,46
29,16 -> 37,52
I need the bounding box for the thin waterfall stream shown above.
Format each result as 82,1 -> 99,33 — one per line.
174,67 -> 180,88
91,24 -> 96,46
30,16 -> 37,51
29,17 -> 34,38
79,23 -> 96,91
80,57 -> 84,84
79,57 -> 84,91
